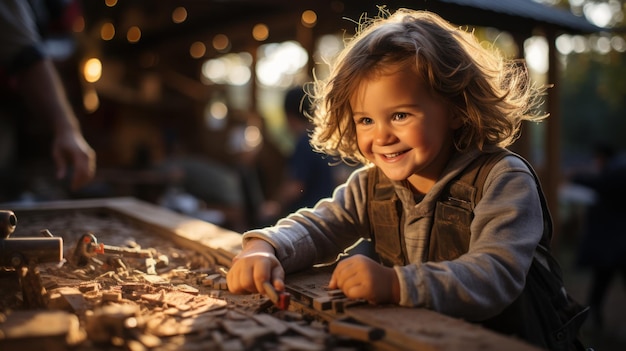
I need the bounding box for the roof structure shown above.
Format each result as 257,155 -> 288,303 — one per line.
81,0 -> 605,56
396,0 -> 604,35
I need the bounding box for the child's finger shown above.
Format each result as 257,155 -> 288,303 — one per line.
328,269 -> 339,289
271,264 -> 285,290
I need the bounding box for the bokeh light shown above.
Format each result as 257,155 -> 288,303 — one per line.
256,41 -> 308,88
172,7 -> 187,24
301,10 -> 317,28
252,24 -> 269,41
83,58 -> 102,83
100,22 -> 115,41
127,26 -> 141,43
201,53 -> 253,86
190,41 -> 206,58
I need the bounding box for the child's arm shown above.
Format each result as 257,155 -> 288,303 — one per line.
329,254 -> 401,305
226,238 -> 286,294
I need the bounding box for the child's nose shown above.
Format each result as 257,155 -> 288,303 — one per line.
374,124 -> 397,145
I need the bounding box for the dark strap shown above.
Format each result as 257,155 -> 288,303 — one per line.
367,166 -> 406,266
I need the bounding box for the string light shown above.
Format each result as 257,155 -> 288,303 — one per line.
172,7 -> 187,24
83,58 -> 102,83
190,41 -> 206,58
213,34 -> 230,52
100,22 -> 115,41
127,26 -> 141,43
301,10 -> 317,28
252,24 -> 269,41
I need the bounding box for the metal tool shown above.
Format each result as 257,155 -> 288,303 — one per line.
0,210 -> 64,308
0,210 -> 63,268
71,232 -> 154,266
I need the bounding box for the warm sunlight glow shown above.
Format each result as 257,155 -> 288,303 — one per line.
256,41 -> 308,87
524,36 -> 548,74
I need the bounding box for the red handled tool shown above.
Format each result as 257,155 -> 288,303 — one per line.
262,281 -> 290,310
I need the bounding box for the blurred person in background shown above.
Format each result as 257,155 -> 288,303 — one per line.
257,86 -> 337,225
0,0 -> 95,199
570,142 -> 626,329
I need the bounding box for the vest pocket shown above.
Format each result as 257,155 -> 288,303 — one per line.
430,201 -> 472,261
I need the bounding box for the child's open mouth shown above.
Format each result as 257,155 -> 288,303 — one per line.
383,150 -> 408,159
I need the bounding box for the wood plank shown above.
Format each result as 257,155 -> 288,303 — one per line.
6,197 -> 243,267
346,305 -> 542,351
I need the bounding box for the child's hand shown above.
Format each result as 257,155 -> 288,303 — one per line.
328,254 -> 400,305
226,239 -> 285,295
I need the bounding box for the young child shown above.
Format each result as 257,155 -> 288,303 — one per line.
227,8 -> 581,349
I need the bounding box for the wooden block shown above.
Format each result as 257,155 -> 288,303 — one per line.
132,330 -> 162,348
126,339 -> 147,351
332,298 -> 352,314
174,284 -> 199,295
47,287 -> 89,314
328,318 -> 385,341
85,304 -> 140,343
279,336 -> 325,351
252,313 -> 289,335
221,319 -> 273,347
326,289 -> 346,298
77,282 -> 100,293
102,290 -> 122,302
285,321 -> 327,341
141,289 -> 195,309
0,310 -> 85,350
220,338 -> 245,351
312,296 -> 333,311
201,273 -> 221,287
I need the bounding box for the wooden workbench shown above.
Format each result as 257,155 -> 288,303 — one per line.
1,197 -> 542,351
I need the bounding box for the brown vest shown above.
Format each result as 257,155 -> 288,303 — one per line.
366,150 -> 588,351
367,150 -> 518,265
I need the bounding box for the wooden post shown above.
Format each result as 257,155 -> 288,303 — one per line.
545,27 -> 562,246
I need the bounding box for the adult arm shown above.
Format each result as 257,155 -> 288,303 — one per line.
0,0 -> 96,190
15,58 -> 96,190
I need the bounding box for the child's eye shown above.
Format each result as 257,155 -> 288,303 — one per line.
355,117 -> 373,125
392,112 -> 408,120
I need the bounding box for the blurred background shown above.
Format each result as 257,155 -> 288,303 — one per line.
0,1 -> 625,349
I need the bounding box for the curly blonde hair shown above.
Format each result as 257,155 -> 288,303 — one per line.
308,8 -> 547,165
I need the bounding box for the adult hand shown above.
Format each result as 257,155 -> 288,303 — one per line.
52,129 -> 96,190
227,239 -> 285,294
328,254 -> 400,304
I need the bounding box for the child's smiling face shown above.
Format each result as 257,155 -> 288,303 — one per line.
350,65 -> 462,193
